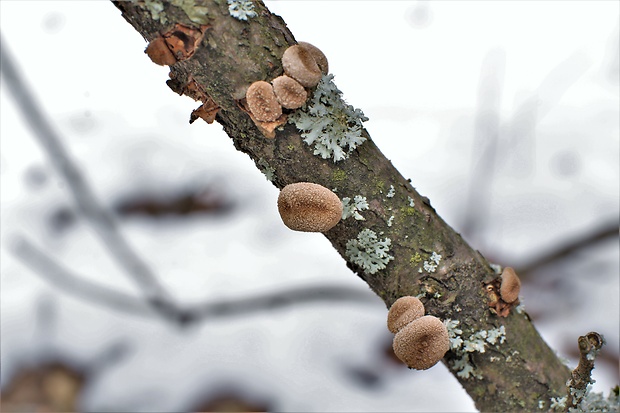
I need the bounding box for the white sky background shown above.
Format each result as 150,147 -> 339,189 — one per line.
1,1 -> 619,412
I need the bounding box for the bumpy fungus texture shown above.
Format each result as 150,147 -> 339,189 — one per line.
277,182 -> 343,232
298,42 -> 329,75
272,76 -> 307,109
387,296 -> 425,334
499,267 -> 521,304
246,81 -> 283,122
281,44 -> 322,88
393,315 -> 450,370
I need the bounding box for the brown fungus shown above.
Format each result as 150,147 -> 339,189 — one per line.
281,44 -> 322,88
272,76 -> 307,109
499,267 -> 521,304
298,42 -> 329,75
277,183 -> 342,232
387,296 -> 425,334
392,315 -> 450,370
145,36 -> 176,66
245,81 -> 283,122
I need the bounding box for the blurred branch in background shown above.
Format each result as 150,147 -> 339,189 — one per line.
516,219 -> 619,278
461,48 -> 505,244
0,34 -> 183,322
9,235 -> 377,324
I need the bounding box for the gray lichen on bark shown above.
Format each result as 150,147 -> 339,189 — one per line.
112,1 -> 573,410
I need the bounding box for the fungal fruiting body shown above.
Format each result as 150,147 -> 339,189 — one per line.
246,81 -> 282,122
297,42 -> 329,75
281,44 -> 322,88
272,76 -> 307,109
277,182 -> 342,232
499,267 -> 521,304
487,266 -> 521,317
393,315 -> 450,370
387,296 -> 425,334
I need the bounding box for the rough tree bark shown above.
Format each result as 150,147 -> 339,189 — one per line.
112,1 -> 572,411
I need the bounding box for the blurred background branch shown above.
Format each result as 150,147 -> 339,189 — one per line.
0,34 -> 183,321
9,235 -> 377,324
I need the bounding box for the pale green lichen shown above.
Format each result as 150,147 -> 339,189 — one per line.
444,319 -> 507,380
143,0 -> 167,23
171,0 -> 209,24
342,195 -> 369,220
345,229 -> 393,275
419,251 -> 442,273
257,158 -> 275,182
227,0 -> 257,21
289,74 -> 368,162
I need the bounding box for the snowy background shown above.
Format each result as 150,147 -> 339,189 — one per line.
1,1 -> 618,412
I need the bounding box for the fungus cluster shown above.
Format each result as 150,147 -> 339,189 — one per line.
277,182 -> 342,232
387,296 -> 450,370
486,267 -> 521,317
244,42 -> 328,137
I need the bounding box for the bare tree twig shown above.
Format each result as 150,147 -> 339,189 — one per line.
0,34 -> 181,318
516,220 -> 619,277
565,332 -> 605,411
9,235 -> 379,324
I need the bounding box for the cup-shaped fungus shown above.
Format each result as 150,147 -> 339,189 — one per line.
393,315 -> 450,370
246,80 -> 283,122
298,42 -> 329,75
281,44 -> 322,88
277,182 -> 342,232
387,296 -> 425,334
272,76 -> 307,109
499,267 -> 521,304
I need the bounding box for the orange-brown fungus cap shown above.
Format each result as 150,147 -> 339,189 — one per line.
145,36 -> 176,66
246,81 -> 283,122
298,42 -> 329,75
393,315 -> 450,370
387,296 -> 425,334
272,76 -> 307,109
499,267 -> 521,303
281,45 -> 322,88
277,182 -> 342,232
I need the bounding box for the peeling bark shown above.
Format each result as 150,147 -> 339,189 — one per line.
111,1 -> 571,410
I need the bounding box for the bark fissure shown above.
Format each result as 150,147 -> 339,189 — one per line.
112,1 -> 572,410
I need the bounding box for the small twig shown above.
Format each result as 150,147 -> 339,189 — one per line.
565,331 -> 605,411
9,235 -> 379,325
0,34 -> 180,317
517,221 -> 619,277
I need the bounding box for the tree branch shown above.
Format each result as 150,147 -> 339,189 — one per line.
54,1 -> 577,409
565,332 -> 605,411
